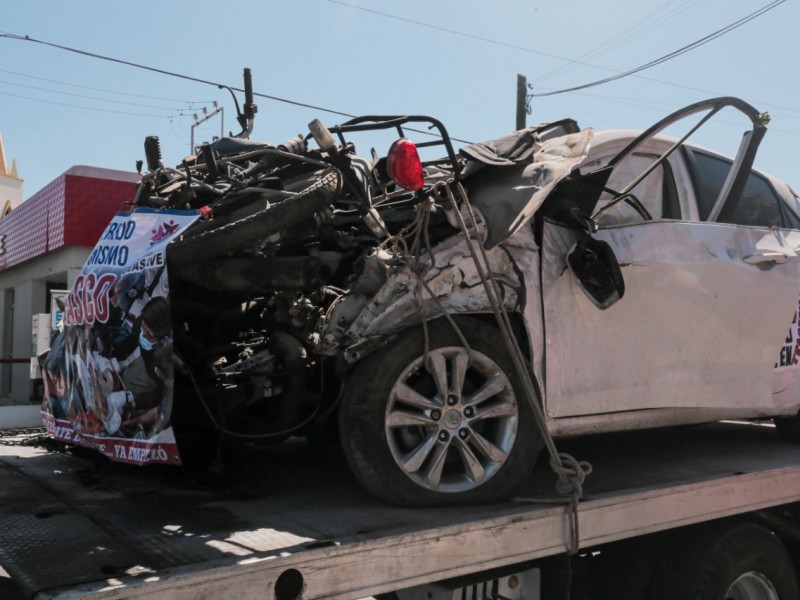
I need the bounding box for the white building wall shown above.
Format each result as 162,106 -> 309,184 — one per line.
0,246 -> 92,410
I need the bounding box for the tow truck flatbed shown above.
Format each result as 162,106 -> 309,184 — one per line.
2,421 -> 800,599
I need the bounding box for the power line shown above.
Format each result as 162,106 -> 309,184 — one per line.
324,0 -> 715,86
545,89 -> 800,139
325,0 -> 593,65
527,0 -> 785,97
0,32 -> 474,144
531,0 -> 701,85
616,72 -> 800,116
0,79 -> 195,111
573,89 -> 800,128
326,0 -> 795,115
4,17 -> 790,148
0,90 -> 194,118
0,66 -> 212,105
0,32 -> 355,119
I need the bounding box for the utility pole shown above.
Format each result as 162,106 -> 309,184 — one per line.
516,74 -> 528,131
190,101 -> 224,154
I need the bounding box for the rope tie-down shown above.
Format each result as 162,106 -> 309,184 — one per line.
424,180 -> 592,555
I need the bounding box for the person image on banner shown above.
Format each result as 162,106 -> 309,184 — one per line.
111,295 -> 174,438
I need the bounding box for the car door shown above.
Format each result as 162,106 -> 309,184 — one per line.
685,147 -> 800,397
541,131 -> 800,418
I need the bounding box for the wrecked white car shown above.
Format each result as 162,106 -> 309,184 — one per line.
42,91 -> 800,506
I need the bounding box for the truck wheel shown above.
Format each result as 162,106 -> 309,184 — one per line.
650,522 -> 799,600
339,316 -> 543,506
590,532 -> 670,600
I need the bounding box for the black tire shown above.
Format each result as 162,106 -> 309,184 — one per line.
775,414 -> 800,443
589,532 -> 672,600
168,168 -> 342,267
339,316 -> 543,506
649,521 -> 799,600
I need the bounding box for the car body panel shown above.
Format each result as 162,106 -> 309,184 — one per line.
542,220 -> 800,417
326,225 -> 534,362
328,104 -> 800,431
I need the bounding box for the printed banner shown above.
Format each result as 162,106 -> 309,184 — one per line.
40,209 -> 199,465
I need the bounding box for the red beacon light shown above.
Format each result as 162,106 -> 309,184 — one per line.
386,138 -> 424,191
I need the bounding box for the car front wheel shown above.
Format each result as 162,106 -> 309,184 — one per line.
339,316 -> 542,506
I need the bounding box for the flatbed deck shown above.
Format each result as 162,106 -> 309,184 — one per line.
2,421 -> 800,599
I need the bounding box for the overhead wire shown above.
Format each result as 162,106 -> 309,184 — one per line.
527,0 -> 785,97
0,78 -> 198,111
0,3 -> 792,144
325,1 -> 796,116
531,0 -> 701,84
0,66 -> 211,105
548,89 -> 799,138
0,90 -> 195,118
0,31 -> 474,144
0,31 -> 356,119
325,0 -> 601,66
583,0 -> 701,64
619,73 -> 800,116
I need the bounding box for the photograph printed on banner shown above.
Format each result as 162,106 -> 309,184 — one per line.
40,209 -> 199,465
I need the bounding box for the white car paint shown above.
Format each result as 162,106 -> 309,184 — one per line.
543,220 -> 800,418
330,117 -> 800,439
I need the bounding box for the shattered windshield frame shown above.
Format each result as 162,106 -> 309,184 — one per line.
589,97 -> 770,225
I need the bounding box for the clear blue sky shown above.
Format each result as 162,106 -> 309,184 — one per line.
1,0 -> 797,197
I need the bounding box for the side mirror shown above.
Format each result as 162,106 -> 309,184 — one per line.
567,234 -> 625,309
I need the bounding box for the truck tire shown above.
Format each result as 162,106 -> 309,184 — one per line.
339,316 -> 543,506
649,521 -> 799,600
590,532 -> 671,600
